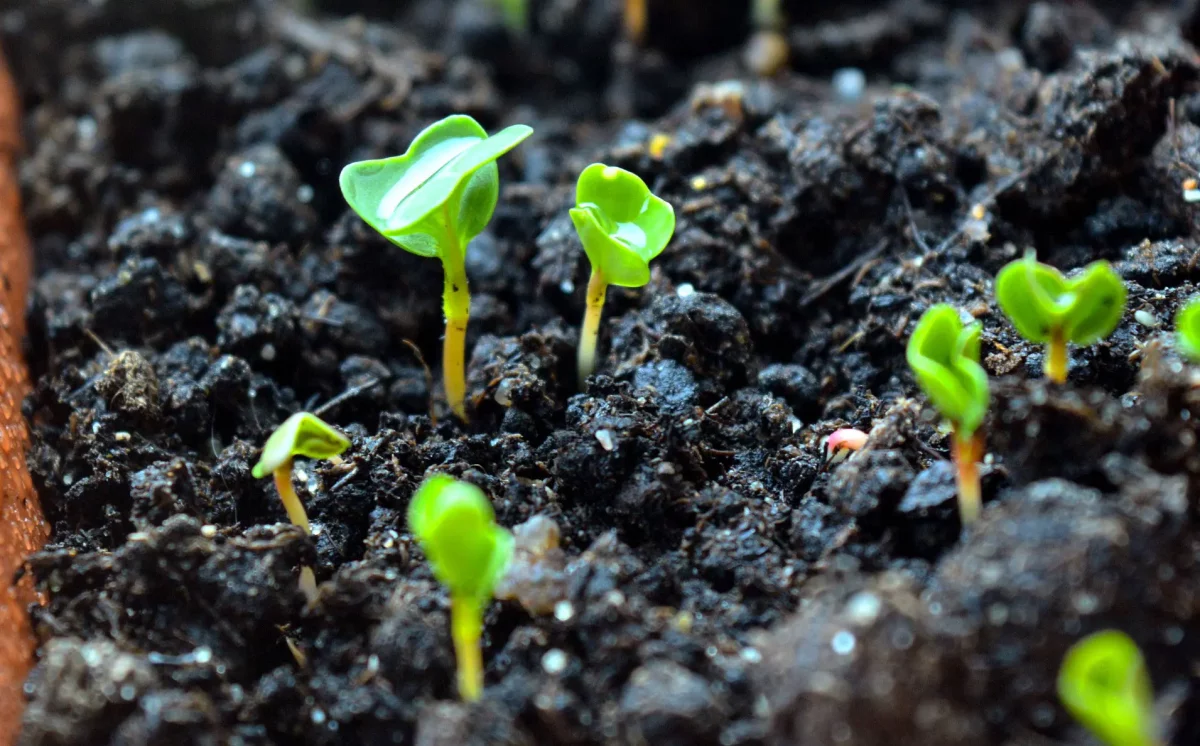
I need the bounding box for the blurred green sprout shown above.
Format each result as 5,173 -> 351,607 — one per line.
252,412 -> 350,602
408,474 -> 514,701
340,115 -> 533,421
1174,297 -> 1200,362
906,304 -> 990,525
488,0 -> 528,35
1058,630 -> 1161,746
995,250 -> 1126,383
570,163 -> 674,388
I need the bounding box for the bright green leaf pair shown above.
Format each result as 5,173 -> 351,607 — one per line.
995,250 -> 1126,382
1058,630 -> 1160,746
570,163 -> 675,288
1175,297 -> 1200,363
572,163 -> 675,387
340,115 -> 532,259
906,305 -> 989,438
408,474 -> 514,603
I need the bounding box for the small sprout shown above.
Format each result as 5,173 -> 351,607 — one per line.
823,428 -> 868,465
570,163 -> 675,388
994,249 -> 1127,383
745,0 -> 789,76
408,474 -> 514,701
1175,297 -> 1200,362
252,412 -> 351,602
906,305 -> 990,525
340,115 -> 533,421
1058,630 -> 1161,746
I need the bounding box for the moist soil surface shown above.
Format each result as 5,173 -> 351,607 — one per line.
7,1 -> 1200,744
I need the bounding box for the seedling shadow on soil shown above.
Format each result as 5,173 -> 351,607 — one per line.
8,1 -> 1200,745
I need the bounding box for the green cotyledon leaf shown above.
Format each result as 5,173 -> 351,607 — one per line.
1176,297 -> 1200,363
1058,630 -> 1159,746
569,164 -> 675,287
906,304 -> 990,437
407,474 -> 514,602
251,412 -> 350,479
995,250 -> 1126,346
340,115 -> 533,257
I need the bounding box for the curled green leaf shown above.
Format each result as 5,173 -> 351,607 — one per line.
569,164 -> 675,287
408,474 -> 514,602
906,304 -> 990,437
1058,630 -> 1158,746
251,412 -> 350,479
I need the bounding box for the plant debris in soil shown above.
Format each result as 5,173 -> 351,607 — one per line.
8,0 -> 1200,744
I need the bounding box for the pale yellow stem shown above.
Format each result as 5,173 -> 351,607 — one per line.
1045,328 -> 1068,383
273,462 -> 310,534
952,430 -> 983,525
451,595 -> 484,701
441,212 -> 471,422
577,269 -> 607,389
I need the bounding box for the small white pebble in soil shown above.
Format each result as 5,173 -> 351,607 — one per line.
963,218 -> 991,243
311,709 -> 326,725
604,590 -> 625,606
739,647 -> 763,664
1071,591 -> 1099,615
889,625 -> 915,651
541,648 -> 568,675
120,685 -> 137,701
560,279 -> 575,294
553,600 -> 575,622
595,428 -> 616,451
260,343 -> 277,361
77,116 -> 98,141
238,161 -> 257,178
62,473 -> 74,486
831,630 -> 856,655
1185,188 -> 1200,203
676,282 -> 695,298
832,67 -> 866,102
296,184 -> 314,203
1164,625 -> 1184,645
1134,309 -> 1159,328
200,525 -> 217,539
114,431 -> 131,442
494,379 -> 515,407
194,646 -> 213,664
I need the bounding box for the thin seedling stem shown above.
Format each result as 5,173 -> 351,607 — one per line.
577,269 -> 607,388
952,429 -> 983,525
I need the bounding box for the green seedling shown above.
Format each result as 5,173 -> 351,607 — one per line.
408,474 -> 514,701
570,163 -> 675,388
340,115 -> 533,421
907,305 -> 990,525
1058,630 -> 1161,746
1175,297 -> 1200,362
995,249 -> 1127,383
252,412 -> 351,602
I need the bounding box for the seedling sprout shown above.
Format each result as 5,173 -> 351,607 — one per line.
906,305 -> 990,525
1174,297 -> 1200,362
1058,630 -> 1161,746
570,163 -> 675,388
995,249 -> 1126,383
408,474 -> 514,701
340,115 -> 533,421
252,412 -> 350,601
823,428 -> 868,465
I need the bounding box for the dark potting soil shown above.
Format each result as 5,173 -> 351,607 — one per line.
6,0 -> 1200,744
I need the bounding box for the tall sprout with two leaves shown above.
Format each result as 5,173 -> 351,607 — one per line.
340,115 -> 533,421
1174,297 -> 1200,362
571,164 -> 675,388
907,305 -> 990,525
995,250 -> 1126,383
